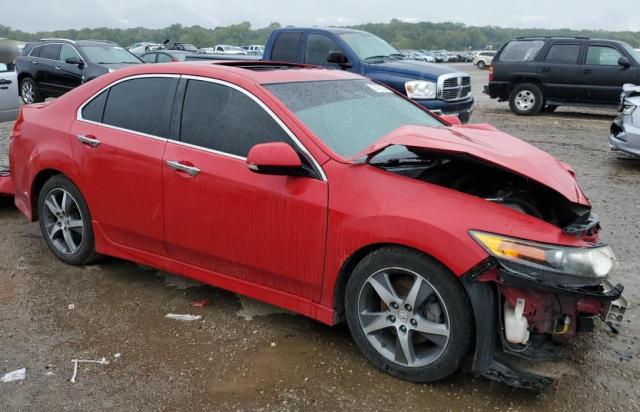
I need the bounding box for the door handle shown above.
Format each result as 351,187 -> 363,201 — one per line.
32,61 -> 38,65
542,67 -> 551,72
55,66 -> 61,70
166,160 -> 200,177
0,79 -> 11,85
76,134 -> 101,148
583,68 -> 592,74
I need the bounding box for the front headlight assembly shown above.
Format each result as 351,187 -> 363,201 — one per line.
405,80 -> 437,99
470,231 -> 618,286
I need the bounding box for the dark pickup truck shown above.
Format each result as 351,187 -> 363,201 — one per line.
189,27 -> 474,122
484,36 -> 640,115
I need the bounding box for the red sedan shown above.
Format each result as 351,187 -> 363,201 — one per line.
8,61 -> 626,389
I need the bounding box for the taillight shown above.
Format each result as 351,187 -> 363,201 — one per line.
489,66 -> 494,82
10,108 -> 24,139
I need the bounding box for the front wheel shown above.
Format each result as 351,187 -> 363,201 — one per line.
37,175 -> 97,265
476,60 -> 486,69
509,83 -> 544,115
345,247 -> 473,383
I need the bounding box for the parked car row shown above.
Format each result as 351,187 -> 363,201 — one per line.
127,41 -> 265,56
401,49 -> 475,63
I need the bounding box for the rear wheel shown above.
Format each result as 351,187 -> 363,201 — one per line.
345,247 -> 473,382
476,60 -> 486,69
20,77 -> 43,104
37,175 -> 97,265
509,83 -> 544,115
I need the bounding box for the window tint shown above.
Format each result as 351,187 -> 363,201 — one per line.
60,44 -> 80,62
586,46 -> 623,65
102,77 -> 177,137
40,44 -> 61,60
29,45 -> 43,57
499,40 -> 544,61
180,80 -> 290,157
304,34 -> 341,65
81,90 -> 109,122
157,53 -> 173,63
544,43 -> 581,64
141,53 -> 157,63
271,32 -> 302,62
0,63 -> 8,72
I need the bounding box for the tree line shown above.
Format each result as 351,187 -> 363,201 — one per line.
1,19 -> 639,50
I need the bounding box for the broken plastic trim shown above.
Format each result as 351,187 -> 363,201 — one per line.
563,211 -> 600,235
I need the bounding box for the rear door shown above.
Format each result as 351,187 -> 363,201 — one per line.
0,63 -> 19,122
269,31 -> 303,63
37,43 -> 63,96
162,77 -> 328,301
69,75 -> 178,255
581,42 -> 637,103
538,41 -> 583,101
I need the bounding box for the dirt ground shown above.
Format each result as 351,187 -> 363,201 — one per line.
1,63 -> 639,411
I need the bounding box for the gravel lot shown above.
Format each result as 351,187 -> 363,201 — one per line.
1,63 -> 639,411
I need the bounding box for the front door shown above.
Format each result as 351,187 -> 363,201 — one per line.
581,43 -> 638,103
69,76 -> 178,255
162,78 -> 328,301
0,63 -> 18,122
54,44 -> 84,93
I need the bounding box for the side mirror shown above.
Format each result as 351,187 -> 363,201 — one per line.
440,114 -> 462,126
246,142 -> 303,176
618,56 -> 631,68
327,51 -> 352,68
65,56 -> 85,68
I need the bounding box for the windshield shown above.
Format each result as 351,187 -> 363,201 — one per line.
82,45 -> 141,64
266,79 -> 442,158
339,32 -> 402,60
622,43 -> 640,63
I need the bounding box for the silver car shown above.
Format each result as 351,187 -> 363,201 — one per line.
609,84 -> 640,157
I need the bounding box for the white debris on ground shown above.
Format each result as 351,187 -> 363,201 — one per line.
1,368 -> 26,383
70,358 -> 109,384
165,313 -> 203,321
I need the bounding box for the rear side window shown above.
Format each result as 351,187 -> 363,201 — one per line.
40,44 -> 61,60
81,90 -> 108,122
29,45 -> 43,57
102,77 -> 177,137
586,45 -> 623,65
304,34 -> 341,65
544,44 -> 581,64
157,53 -> 173,63
180,79 -> 290,157
271,32 -> 302,62
499,40 -> 544,62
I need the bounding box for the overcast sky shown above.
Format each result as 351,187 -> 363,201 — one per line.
2,0 -> 639,32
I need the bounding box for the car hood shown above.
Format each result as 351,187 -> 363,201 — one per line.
368,60 -> 463,79
352,123 -> 589,205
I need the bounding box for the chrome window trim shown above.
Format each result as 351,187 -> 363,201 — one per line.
76,73 -> 327,181
28,42 -> 83,63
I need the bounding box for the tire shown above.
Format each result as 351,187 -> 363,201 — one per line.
476,60 -> 486,69
508,83 -> 544,115
20,77 -> 43,104
542,104 -> 558,113
345,247 -> 473,383
37,175 -> 97,265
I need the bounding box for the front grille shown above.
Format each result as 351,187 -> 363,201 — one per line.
439,75 -> 471,101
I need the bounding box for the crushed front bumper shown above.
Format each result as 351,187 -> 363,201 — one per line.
609,115 -> 640,158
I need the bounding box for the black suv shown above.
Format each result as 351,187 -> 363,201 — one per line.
484,37 -> 640,115
16,39 -> 143,104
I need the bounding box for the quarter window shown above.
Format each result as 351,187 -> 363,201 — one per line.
544,44 -> 581,64
271,32 -> 302,63
500,40 -> 544,62
101,77 -> 177,137
179,79 -> 291,157
81,90 -> 108,122
586,46 -> 623,65
304,34 -> 341,65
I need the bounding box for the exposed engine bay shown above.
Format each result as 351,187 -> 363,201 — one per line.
374,149 -> 591,229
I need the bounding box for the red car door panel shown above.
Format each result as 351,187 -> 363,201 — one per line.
162,142 -> 328,301
69,121 -> 167,255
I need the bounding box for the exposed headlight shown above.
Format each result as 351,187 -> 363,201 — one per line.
470,231 -> 617,282
405,80 -> 437,99
622,105 -> 636,115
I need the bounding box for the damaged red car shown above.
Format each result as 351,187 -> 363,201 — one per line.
7,61 -> 628,390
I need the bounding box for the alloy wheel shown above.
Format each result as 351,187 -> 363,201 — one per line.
42,188 -> 84,255
357,267 -> 450,367
21,81 -> 34,104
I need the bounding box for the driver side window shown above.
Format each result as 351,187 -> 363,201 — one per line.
304,34 -> 342,66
